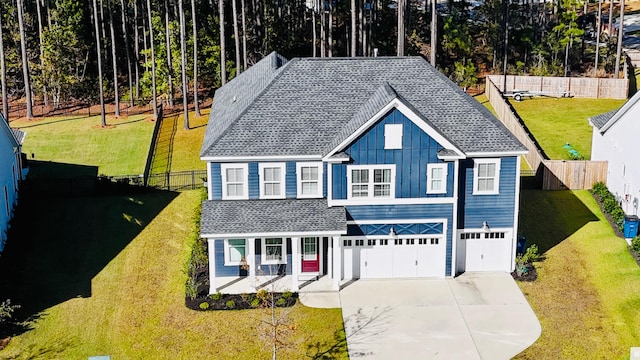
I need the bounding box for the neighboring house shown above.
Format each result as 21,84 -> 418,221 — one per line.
200,52 -> 527,293
590,91 -> 640,216
0,115 -> 25,252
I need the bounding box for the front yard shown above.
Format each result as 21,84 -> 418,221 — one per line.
516,190 -> 640,359
0,189 -> 345,359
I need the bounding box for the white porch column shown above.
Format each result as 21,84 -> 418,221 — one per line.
247,238 -> 256,291
291,237 -> 300,291
332,236 -> 341,291
208,239 -> 217,294
327,236 -> 333,279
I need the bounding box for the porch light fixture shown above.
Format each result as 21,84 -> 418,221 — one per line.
481,221 -> 490,232
389,227 -> 396,237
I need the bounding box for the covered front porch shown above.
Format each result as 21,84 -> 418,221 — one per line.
211,274 -> 353,294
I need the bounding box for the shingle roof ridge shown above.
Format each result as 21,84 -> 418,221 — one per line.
589,109 -> 619,130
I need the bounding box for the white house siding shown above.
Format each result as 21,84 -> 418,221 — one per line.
591,105 -> 640,216
0,130 -> 19,251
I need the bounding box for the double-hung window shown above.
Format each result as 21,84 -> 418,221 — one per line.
427,163 -> 448,194
262,238 -> 286,264
259,163 -> 286,199
347,165 -> 395,199
224,239 -> 246,265
473,159 -> 500,195
297,162 -> 323,198
221,163 -> 248,200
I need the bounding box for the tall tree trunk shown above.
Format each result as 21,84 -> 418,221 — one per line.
232,0 -> 241,75
219,0 -> 227,85
595,0 -> 602,75
121,0 -> 134,106
312,5 -> 317,57
191,0 -> 200,117
615,0 -> 625,78
147,0 -> 158,119
108,0 -> 120,117
328,0 -> 333,57
241,0 -> 247,69
93,0 -> 107,126
17,0 -> 32,119
36,0 -> 48,107
351,0 -> 356,57
0,8 -> 8,121
134,0 -> 141,101
320,0 -> 326,57
359,0 -> 364,56
165,0 -> 174,107
431,0 -> 437,65
609,0 -> 613,39
179,0 -> 189,129
397,0 -> 405,56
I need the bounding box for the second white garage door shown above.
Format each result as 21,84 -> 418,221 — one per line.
344,237 -> 446,279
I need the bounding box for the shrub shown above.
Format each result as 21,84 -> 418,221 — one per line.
199,302 -> 210,310
276,298 -> 286,307
610,207 -> 625,229
256,289 -> 269,303
185,277 -> 201,300
226,300 -> 235,309
521,244 -> 540,264
603,196 -> 618,214
0,299 -> 19,326
282,290 -> 292,299
592,181 -> 607,197
250,298 -> 261,308
210,292 -> 223,301
632,236 -> 640,253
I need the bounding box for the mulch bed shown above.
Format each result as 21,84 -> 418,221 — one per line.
511,264 -> 538,282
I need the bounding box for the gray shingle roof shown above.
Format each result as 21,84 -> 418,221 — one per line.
11,129 -> 25,145
589,109 -> 618,130
201,199 -> 346,236
201,54 -> 526,158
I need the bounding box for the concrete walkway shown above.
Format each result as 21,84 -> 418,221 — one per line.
300,273 -> 541,360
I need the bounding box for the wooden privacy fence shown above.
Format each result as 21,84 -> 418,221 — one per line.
486,77 -> 609,190
487,75 -> 628,99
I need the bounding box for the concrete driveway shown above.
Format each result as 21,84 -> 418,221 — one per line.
337,273 -> 541,359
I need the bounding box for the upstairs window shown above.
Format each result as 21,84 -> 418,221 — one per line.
297,162 -> 323,198
473,159 -> 500,195
259,163 -> 286,199
427,163 -> 448,194
221,163 -> 249,200
347,165 -> 395,199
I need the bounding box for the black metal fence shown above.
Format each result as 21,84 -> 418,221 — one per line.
520,169 -> 541,189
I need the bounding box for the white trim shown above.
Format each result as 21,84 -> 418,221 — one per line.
332,235 -> 342,290
327,163 -> 333,202
427,163 -> 448,194
258,163 -> 286,199
347,164 -> 396,199
296,162 -> 323,198
201,154 -> 322,162
459,227 -> 512,234
328,197 -> 454,206
451,160 -> 460,276
346,218 -> 447,225
325,157 -> 351,163
221,163 -> 249,200
247,238 -> 256,285
466,151 -> 527,157
341,233 -> 445,240
208,239 -> 216,294
206,162 -> 213,200
511,156 -> 522,272
202,230 -> 346,238
473,158 -> 501,195
291,237 -> 300,291
260,237 -> 288,265
384,123 -> 403,149
223,238 -> 247,266
323,98 -> 464,160
438,154 -> 466,161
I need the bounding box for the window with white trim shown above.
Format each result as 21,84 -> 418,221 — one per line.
224,239 -> 246,265
473,159 -> 500,195
261,238 -> 287,264
427,163 -> 447,194
297,162 -> 323,198
221,163 -> 249,200
347,165 -> 395,199
259,163 -> 286,199
384,123 -> 403,149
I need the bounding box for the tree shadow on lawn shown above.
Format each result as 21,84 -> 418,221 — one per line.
519,189 -> 599,254
0,161 -> 178,336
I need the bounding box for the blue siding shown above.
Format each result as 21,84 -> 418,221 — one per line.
214,239 -> 292,277
322,163 -> 328,198
286,162 -> 297,198
331,109 -> 453,200
214,240 -> 248,277
459,157 -> 517,228
211,163 -> 222,200
248,163 -> 259,199
346,203 -> 454,275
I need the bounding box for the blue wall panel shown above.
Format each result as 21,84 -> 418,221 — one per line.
286,162 -> 297,198
256,238 -> 293,275
213,240 -> 248,277
459,157 -> 517,229
323,163 -> 328,198
248,162 -> 259,199
332,163 -> 347,199
210,163 -> 222,200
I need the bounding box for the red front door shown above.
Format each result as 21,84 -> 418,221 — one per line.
301,237 -> 319,272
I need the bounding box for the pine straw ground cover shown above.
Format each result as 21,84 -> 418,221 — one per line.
515,190 -> 640,359
0,190 -> 346,359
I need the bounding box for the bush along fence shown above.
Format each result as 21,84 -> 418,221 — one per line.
592,182 -> 626,233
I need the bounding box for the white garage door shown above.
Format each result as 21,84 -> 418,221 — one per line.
462,231 -> 511,272
344,237 -> 446,279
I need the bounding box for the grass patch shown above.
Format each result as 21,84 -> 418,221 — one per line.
168,109 -> 209,172
0,190 -> 345,359
515,190 -> 640,359
509,98 -> 624,160
11,114 -> 154,176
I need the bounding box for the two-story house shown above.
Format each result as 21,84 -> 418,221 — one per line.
0,115 -> 25,253
200,52 -> 527,293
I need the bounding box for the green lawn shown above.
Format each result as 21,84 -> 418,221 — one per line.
515,190 -> 640,359
11,114 -> 154,176
166,109 -> 209,172
509,98 -> 624,160
0,189 -> 345,359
